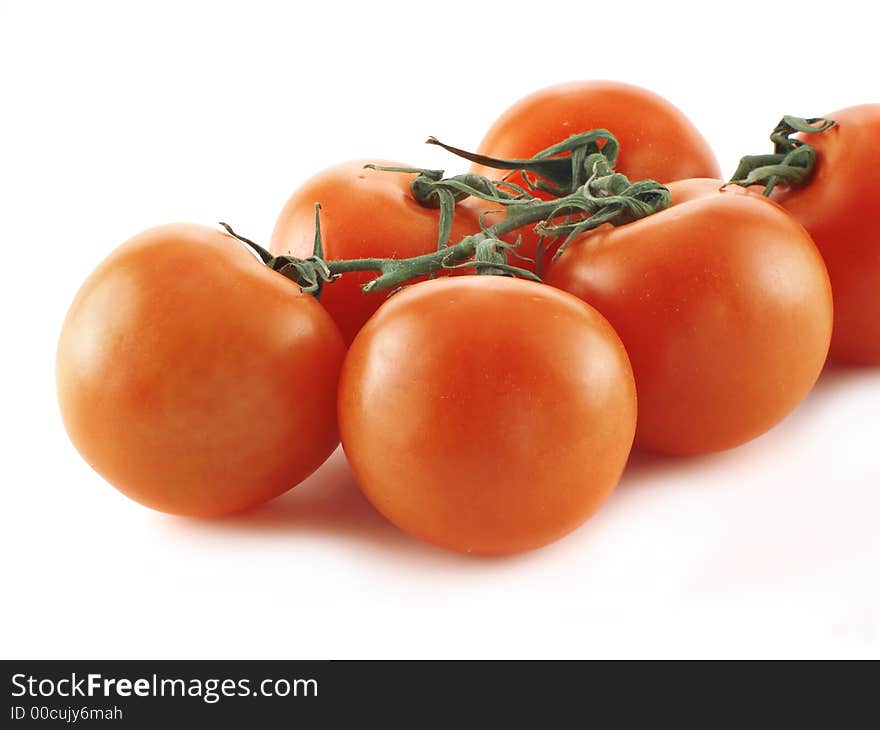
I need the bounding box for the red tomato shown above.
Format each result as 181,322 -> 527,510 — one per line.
270,160 -> 490,345
57,224 -> 346,516
473,81 -> 720,184
546,184 -> 833,455
769,105 -> 880,363
338,276 -> 637,555
469,81 -> 722,270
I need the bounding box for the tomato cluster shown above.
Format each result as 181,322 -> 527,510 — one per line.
57,82 -> 880,555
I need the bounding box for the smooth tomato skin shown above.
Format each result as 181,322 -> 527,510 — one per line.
667,177 -> 735,205
338,276 -> 637,556
470,81 -> 722,270
770,105 -> 880,363
57,223 -> 346,516
270,160 -> 488,345
546,186 -> 833,455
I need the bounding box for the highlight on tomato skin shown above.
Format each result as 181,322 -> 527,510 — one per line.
269,159 -> 495,346
337,275 -> 638,556
545,183 -> 834,456
56,223 -> 347,517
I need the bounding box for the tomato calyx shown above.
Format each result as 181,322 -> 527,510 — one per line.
224,129 -> 671,295
728,115 -> 837,195
220,218 -> 336,297
364,163 -> 528,251
535,154 -> 670,264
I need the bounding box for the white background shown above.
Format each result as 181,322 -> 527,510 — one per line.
2,0 -> 878,659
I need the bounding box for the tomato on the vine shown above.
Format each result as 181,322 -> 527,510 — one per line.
467,81 -> 721,270
270,160 -> 490,345
57,224 -> 346,516
473,81 -> 721,183
338,275 -> 637,556
767,105 -> 880,364
545,184 -> 833,455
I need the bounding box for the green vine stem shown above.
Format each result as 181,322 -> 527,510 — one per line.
426,130 -> 620,197
728,115 -> 837,195
223,130 -> 670,295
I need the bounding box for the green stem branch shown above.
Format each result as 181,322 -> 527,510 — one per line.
223,129 -> 671,295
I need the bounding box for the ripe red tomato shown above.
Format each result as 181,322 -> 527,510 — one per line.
473,81 -> 720,184
768,105 -> 880,363
545,184 -> 833,455
338,276 -> 637,555
469,81 -> 722,271
57,224 -> 346,516
270,160 -> 489,345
